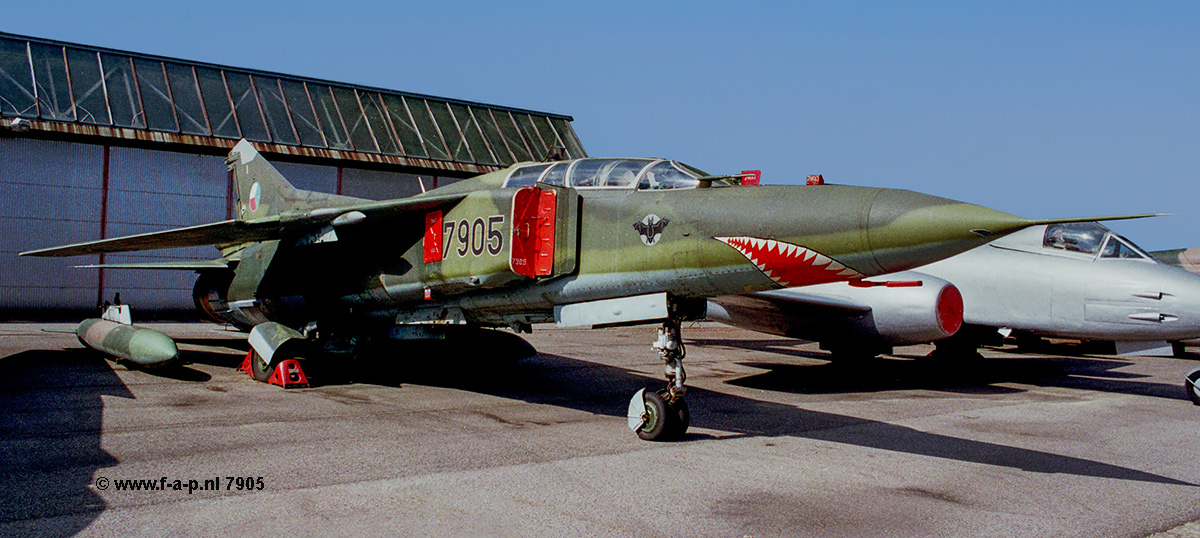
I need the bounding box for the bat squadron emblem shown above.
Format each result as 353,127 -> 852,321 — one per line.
633,214 -> 670,246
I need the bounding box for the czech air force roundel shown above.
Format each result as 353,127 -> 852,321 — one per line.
248,182 -> 262,212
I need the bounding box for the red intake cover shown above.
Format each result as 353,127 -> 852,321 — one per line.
936,284 -> 964,335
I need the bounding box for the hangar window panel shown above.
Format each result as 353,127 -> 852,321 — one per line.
428,100 -> 471,162
195,67 -> 239,139
279,79 -> 324,147
309,84 -> 350,150
406,98 -> 450,160
530,115 -> 564,157
0,34 -> 582,172
473,107 -> 513,164
253,76 -> 297,145
514,113 -> 547,160
494,110 -> 532,162
0,38 -> 36,118
223,72 -> 270,142
550,117 -> 586,159
449,103 -> 496,165
28,43 -> 73,121
380,94 -> 425,158
164,63 -> 208,135
331,86 -> 376,152
99,54 -> 143,128
65,49 -> 110,125
360,92 -> 399,155
132,59 -> 177,132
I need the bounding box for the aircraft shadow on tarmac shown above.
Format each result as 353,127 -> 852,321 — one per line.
341,346 -> 1193,488
689,337 -> 1186,402
0,349 -> 134,537
6,333 -> 1188,538
0,341 -> 244,537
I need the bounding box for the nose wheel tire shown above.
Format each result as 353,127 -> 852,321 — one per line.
633,390 -> 690,441
663,394 -> 690,440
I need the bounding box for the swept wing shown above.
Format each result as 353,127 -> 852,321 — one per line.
20,193 -> 466,258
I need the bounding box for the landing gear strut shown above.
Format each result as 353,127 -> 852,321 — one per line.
628,318 -> 691,441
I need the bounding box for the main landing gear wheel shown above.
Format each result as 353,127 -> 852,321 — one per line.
249,350 -> 278,383
1185,367 -> 1200,406
627,318 -> 691,441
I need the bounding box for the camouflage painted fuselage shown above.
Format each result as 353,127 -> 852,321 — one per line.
221,162 -> 1033,332
21,143 -> 1053,334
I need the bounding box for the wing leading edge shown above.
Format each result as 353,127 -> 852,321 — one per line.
20,219 -> 279,257
20,193 -> 467,258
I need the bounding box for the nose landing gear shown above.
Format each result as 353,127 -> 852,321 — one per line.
628,318 -> 691,441
1185,367 -> 1200,406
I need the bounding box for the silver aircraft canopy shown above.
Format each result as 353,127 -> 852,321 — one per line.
1018,222 -> 1155,262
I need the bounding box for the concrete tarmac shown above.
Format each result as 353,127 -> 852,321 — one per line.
0,321 -> 1198,537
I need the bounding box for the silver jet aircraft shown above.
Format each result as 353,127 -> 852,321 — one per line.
709,222 -> 1200,359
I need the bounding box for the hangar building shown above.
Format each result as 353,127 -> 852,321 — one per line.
0,32 -> 586,319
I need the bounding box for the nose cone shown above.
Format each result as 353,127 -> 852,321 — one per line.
867,189 -> 1031,273
127,329 -> 180,367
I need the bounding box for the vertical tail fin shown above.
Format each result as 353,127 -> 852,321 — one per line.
227,140 -> 361,221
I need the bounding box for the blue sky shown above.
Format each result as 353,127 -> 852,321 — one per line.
6,1 -> 1197,249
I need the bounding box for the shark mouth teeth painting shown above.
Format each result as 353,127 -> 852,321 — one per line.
715,236 -> 864,287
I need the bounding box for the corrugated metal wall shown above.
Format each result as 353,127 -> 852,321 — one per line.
1,137 -> 447,319
102,147 -> 229,311
2,138 -> 105,312
273,162 -> 336,194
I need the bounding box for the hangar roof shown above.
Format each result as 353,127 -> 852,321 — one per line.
0,32 -> 586,175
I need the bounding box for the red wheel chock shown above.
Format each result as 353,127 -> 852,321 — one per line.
239,350 -> 310,388
269,359 -> 309,388
238,350 -> 253,376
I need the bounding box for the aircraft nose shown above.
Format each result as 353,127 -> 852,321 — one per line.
866,189 -> 1032,273
1159,267 -> 1200,340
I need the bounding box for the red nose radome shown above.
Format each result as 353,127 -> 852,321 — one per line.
716,236 -> 865,287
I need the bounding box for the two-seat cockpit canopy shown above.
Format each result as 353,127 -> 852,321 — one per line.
1041,222 -> 1154,261
502,158 -> 713,190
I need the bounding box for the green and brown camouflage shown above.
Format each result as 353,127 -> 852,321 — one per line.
22,140 -> 1150,335
1152,247 -> 1200,275
75,318 -> 179,367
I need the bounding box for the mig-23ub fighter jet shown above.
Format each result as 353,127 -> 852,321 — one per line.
21,140 -> 1146,441
710,222 -> 1200,361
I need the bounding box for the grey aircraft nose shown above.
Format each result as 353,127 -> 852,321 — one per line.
1156,264 -> 1200,340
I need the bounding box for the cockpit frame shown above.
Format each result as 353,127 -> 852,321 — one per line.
1041,222 -> 1155,263
501,158 -> 707,191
